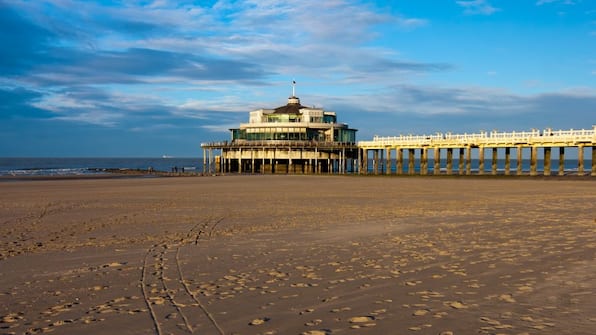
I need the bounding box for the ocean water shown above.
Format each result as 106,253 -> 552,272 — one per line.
0,157 -> 590,177
0,157 -> 203,176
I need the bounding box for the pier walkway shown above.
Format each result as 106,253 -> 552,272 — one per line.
358,127 -> 596,176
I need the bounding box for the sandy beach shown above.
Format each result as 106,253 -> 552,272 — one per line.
0,175 -> 595,335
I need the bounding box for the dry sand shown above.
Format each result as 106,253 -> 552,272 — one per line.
0,175 -> 595,335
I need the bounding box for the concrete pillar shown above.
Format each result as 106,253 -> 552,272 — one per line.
558,147 -> 565,176
421,148 -> 428,175
373,150 -> 379,175
592,146 -> 596,177
458,148 -> 464,175
530,146 -> 538,176
491,148 -> 498,175
446,148 -> 453,175
268,157 -> 273,174
262,148 -> 266,174
505,147 -> 511,176
544,147 -> 551,176
386,148 -> 391,175
208,149 -> 213,174
314,147 -> 318,174
516,145 -> 523,175
578,145 -> 584,176
203,149 -> 207,174
466,147 -> 472,175
357,149 -> 362,174
478,147 -> 485,175
238,148 -> 242,174
362,149 -> 368,174
408,149 -> 415,175
434,148 -> 441,175
288,148 -> 292,174
397,148 -> 403,175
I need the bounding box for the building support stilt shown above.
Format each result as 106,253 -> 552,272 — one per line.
558,147 -> 565,176
491,148 -> 498,175
505,147 -> 511,176
517,145 -> 523,175
434,148 -> 441,175
530,146 -> 537,176
396,148 -> 403,175
408,149 -> 415,175
458,148 -> 464,175
478,147 -> 485,175
578,145 -> 584,176
446,148 -> 453,175
544,147 -> 551,176
466,147 -> 472,175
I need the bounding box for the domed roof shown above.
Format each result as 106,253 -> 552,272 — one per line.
273,96 -> 306,114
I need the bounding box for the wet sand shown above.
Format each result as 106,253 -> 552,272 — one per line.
1,175 -> 595,335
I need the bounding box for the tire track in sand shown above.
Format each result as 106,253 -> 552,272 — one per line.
141,217 -> 225,335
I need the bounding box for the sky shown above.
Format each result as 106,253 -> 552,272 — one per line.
1,0 -> 595,157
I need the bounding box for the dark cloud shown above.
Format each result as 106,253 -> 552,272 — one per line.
26,47 -> 269,86
0,4 -> 56,75
0,87 -> 53,119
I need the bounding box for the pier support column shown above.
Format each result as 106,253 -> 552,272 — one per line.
466,147 -> 472,175
516,145 -> 523,175
578,145 -> 584,176
592,146 -> 596,177
314,148 -> 318,175
446,148 -> 453,175
558,147 -> 565,176
478,147 -> 485,175
530,146 -> 537,176
458,148 -> 465,175
373,150 -> 379,175
505,147 -> 511,176
262,148 -> 266,174
203,149 -> 206,174
238,148 -> 242,174
251,152 -> 255,174
543,147 -> 551,176
491,148 -> 498,175
342,148 -> 347,174
386,148 -> 392,175
408,149 -> 415,175
362,149 -> 368,174
434,148 -> 441,175
397,149 -> 403,175
421,148 -> 428,175
288,148 -> 292,174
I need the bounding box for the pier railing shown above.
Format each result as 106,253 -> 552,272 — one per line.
201,140 -> 358,149
359,127 -> 596,148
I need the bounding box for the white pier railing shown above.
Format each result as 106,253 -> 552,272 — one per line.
358,127 -> 596,148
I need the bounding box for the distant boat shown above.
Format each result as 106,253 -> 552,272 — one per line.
162,155 -> 173,159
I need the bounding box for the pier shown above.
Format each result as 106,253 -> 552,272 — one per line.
358,127 -> 596,176
199,92 -> 594,177
203,127 -> 596,176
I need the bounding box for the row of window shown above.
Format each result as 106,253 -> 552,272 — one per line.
232,129 -> 356,142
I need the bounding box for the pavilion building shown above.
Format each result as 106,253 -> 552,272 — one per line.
201,94 -> 358,174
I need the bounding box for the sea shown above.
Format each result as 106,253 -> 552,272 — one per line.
0,157 -> 588,177
0,157 -> 203,177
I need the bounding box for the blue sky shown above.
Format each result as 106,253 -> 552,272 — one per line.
1,0 -> 595,157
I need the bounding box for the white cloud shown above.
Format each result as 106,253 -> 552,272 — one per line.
536,0 -> 578,5
456,0 -> 500,15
